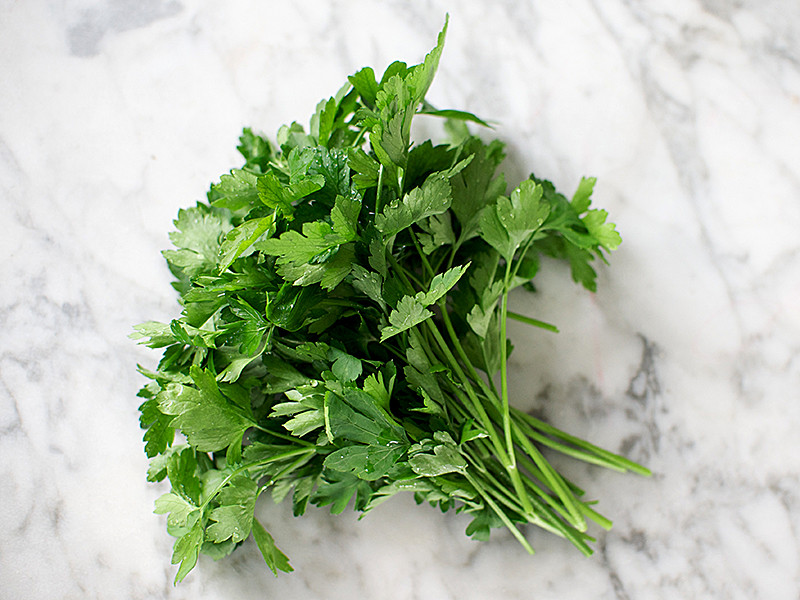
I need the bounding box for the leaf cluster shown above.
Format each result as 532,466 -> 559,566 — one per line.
133,16 -> 646,584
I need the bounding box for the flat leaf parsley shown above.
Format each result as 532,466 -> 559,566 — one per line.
133,16 -> 648,584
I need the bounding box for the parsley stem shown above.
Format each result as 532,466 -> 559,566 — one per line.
423,320 -> 537,519
410,231 -> 436,279
509,419 -> 585,530
260,450 -> 317,492
375,164 -> 385,214
506,310 -> 559,333
462,470 -> 534,554
352,126 -> 367,149
199,447 -> 316,513
499,266 -> 515,469
475,455 -> 587,544
388,242 -> 537,519
252,425 -> 318,448
511,408 -> 651,476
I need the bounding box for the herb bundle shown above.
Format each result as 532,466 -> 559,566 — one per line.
133,19 -> 649,583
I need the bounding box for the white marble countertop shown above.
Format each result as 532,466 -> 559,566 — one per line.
3,1 -> 799,598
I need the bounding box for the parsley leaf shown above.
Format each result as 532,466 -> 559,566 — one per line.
158,367 -> 255,452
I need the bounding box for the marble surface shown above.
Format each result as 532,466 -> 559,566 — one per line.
2,0 -> 799,598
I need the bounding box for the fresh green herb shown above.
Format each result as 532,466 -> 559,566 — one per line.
133,16 -> 648,584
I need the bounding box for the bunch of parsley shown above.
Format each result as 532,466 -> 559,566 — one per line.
133,19 -> 649,583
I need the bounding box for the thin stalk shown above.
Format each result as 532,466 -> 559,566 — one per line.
472,435 -> 575,525
510,419 -> 586,530
199,447 -> 316,512
375,164 -> 385,214
512,408 -> 651,476
517,423 -> 629,473
351,125 -> 368,149
462,470 -> 535,555
499,260 -> 514,468
387,248 -> 535,517
252,425 -> 318,448
410,232 -> 436,279
506,310 -> 559,333
480,459 -> 595,553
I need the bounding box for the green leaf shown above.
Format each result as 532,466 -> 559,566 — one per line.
479,179 -> 548,261
330,194 -> 361,241
350,265 -> 385,310
236,127 -> 272,172
272,243 -> 355,290
171,519 -> 203,583
466,304 -> 495,339
375,174 -> 452,238
417,107 -> 491,128
259,222 -> 336,269
252,519 -> 293,576
450,137 -> 506,243
226,296 -> 270,356
164,205 -> 232,276
409,442 -> 467,477
265,284 -> 325,332
328,347 -> 363,382
406,16 -> 448,105
218,216 -> 273,270
465,506 -> 504,542
348,66 -> 379,108
210,169 -> 259,212
373,108 -> 411,169
138,396 -> 175,457
571,176 -> 596,213
307,147 -> 352,203
259,193 -> 358,289
363,372 -> 391,411
262,355 -> 313,394
325,387 -> 406,445
201,538 -> 237,561
311,96 -> 338,146
158,368 -> 254,452
348,147 -> 381,189
131,321 -> 175,348
166,446 -> 201,504
418,211 -> 455,254
380,296 -> 433,342
311,471 -> 373,514
419,263 -> 469,305
207,475 -> 258,544
324,443 -> 407,481
154,492 -> 199,529
257,172 -> 294,218
381,263 -> 468,341
498,179 -> 548,247
284,409 -> 325,437
583,208 -> 621,251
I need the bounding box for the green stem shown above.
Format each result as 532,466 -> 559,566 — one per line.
410,231 -> 436,279
199,447 -> 316,512
499,262 -> 514,469
252,425 -> 317,448
375,164 -> 385,215
462,470 -> 535,554
509,419 -> 585,530
424,321 -> 536,518
479,457 -> 594,552
387,247 -> 536,518
506,310 -> 559,333
352,126 -> 368,149
512,408 -> 651,476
